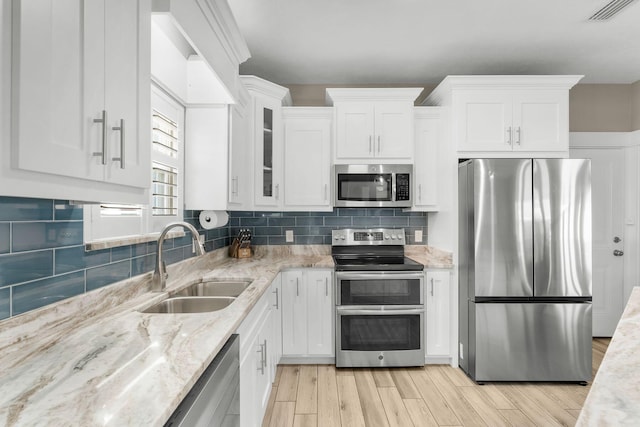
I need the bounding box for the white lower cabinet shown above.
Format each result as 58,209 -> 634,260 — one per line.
425,270 -> 451,360
237,282 -> 275,427
281,269 -> 334,359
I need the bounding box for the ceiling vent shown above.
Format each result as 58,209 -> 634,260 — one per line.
589,0 -> 637,20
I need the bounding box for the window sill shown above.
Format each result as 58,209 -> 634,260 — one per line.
85,229 -> 186,251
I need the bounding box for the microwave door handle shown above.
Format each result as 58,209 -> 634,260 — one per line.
391,175 -> 396,202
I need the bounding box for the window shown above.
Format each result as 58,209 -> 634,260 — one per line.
84,85 -> 184,244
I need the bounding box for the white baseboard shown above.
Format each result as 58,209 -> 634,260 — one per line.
425,355 -> 452,365
279,356 -> 335,364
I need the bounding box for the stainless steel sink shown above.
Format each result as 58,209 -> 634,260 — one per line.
142,297 -> 235,314
173,280 -> 252,298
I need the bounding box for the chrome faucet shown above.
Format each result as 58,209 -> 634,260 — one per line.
152,221 -> 205,291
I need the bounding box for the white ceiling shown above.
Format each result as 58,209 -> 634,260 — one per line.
227,0 -> 640,85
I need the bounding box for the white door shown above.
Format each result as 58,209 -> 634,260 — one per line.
335,103 -> 374,159
456,91 -> 512,152
281,271 -> 307,355
306,270 -> 334,356
283,117 -> 331,208
571,148 -> 625,337
374,102 -> 413,159
513,90 -> 566,152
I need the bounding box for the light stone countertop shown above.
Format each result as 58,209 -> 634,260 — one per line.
576,286 -> 640,426
0,244 -> 452,426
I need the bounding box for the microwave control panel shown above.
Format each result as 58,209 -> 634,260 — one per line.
396,174 -> 410,201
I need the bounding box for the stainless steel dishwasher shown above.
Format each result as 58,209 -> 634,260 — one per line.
164,334 -> 240,427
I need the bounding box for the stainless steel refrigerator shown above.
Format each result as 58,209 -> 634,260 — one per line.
458,159 -> 592,383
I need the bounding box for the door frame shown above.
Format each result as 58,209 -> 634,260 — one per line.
570,132 -> 640,309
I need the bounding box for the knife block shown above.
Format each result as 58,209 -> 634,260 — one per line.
229,238 -> 252,258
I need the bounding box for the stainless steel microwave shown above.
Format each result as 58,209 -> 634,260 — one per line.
334,164 -> 412,207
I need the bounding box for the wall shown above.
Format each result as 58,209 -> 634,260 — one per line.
633,81 -> 640,131
0,197 -> 230,320
569,84 -> 634,132
228,209 -> 427,245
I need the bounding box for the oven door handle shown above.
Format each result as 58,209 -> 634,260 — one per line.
335,272 -> 424,281
336,307 -> 425,316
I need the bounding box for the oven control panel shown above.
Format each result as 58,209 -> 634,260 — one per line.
332,228 -> 406,245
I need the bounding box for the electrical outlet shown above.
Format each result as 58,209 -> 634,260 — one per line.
415,230 -> 423,242
285,230 -> 294,242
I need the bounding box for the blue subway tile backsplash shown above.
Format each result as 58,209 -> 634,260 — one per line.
12,271 -> 86,315
0,196 -> 427,321
0,197 -> 230,320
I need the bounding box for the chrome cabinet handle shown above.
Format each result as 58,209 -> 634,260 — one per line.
377,135 -> 381,153
369,135 -> 372,153
111,119 -> 125,168
93,110 -> 107,165
263,339 -> 267,369
257,342 -> 265,374
275,184 -> 280,200
418,184 -> 422,202
506,127 -> 512,146
273,287 -> 279,309
430,278 -> 434,296
325,277 -> 328,297
614,250 -> 624,256
324,184 -> 328,201
296,277 -> 299,296
515,127 -> 521,145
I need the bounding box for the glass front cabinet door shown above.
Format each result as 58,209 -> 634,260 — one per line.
254,99 -> 283,207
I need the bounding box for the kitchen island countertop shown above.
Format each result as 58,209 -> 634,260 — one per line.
0,244 -> 452,426
577,286 -> 640,426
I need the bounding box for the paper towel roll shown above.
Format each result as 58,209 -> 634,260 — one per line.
199,210 -> 229,229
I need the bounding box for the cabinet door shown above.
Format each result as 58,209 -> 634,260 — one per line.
512,90 -> 567,152
426,270 -> 451,357
229,103 -> 252,208
254,97 -> 283,207
104,0 -> 150,187
239,327 -> 259,427
414,114 -> 439,210
269,275 -> 283,379
256,308 -> 273,424
13,0 -> 105,182
374,102 -> 413,159
281,271 -> 307,355
456,91 -> 513,152
283,117 -> 331,209
335,103 -> 375,159
306,270 -> 334,356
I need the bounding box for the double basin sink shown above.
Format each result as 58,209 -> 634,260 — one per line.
142,279 -> 252,314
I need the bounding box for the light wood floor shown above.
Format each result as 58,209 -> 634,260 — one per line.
262,338 -> 610,427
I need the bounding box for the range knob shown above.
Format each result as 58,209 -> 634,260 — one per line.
334,235 -> 339,240
385,234 -> 390,240
340,235 -> 346,240
390,235 -> 396,240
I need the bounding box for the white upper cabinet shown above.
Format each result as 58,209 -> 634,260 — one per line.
455,90 -> 567,152
12,0 -> 151,189
240,76 -> 292,209
283,108 -> 332,211
327,88 -> 422,162
414,108 -> 441,211
425,76 -> 582,157
228,83 -> 252,209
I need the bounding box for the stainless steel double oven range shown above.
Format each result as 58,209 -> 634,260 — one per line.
332,228 -> 425,368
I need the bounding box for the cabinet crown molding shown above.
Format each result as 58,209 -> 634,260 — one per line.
240,75 -> 293,105
325,88 -> 423,105
153,0 -> 251,66
282,107 -> 333,119
424,75 -> 584,106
